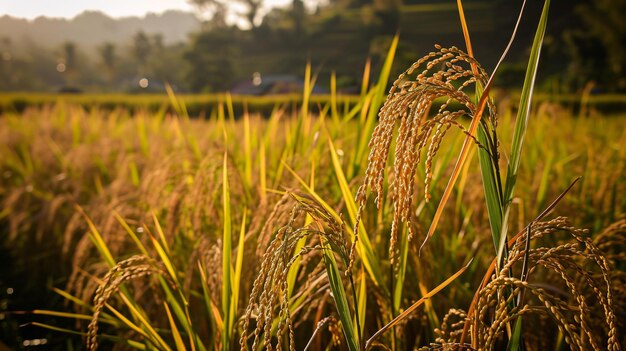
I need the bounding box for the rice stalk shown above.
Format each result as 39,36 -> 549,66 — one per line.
354,45 -> 495,266
87,255 -> 171,351
240,193 -> 355,351
424,218 -> 621,351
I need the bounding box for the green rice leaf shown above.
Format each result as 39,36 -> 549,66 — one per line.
321,239 -> 359,351
222,152 -> 233,351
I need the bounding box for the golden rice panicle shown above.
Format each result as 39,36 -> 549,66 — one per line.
418,309 -> 474,350
240,193 -> 349,351
184,237 -> 222,301
470,218 -> 621,351
87,255 -> 169,351
593,218 -> 626,263
592,218 -> 626,349
354,45 -> 495,265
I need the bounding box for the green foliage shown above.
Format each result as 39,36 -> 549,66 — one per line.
185,28 -> 239,92
2,1 -> 622,93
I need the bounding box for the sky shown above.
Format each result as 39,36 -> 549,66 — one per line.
0,0 -> 297,20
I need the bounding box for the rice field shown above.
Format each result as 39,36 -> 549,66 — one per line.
1,78 -> 625,350
1,3 -> 626,351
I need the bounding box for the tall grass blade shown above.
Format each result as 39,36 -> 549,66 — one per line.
331,71 -> 339,124
360,58 -> 371,97
76,205 -> 115,268
301,61 -> 312,121
243,112 -> 252,186
114,212 -> 149,256
259,140 -> 267,201
477,127 -> 503,251
31,309 -> 105,323
357,268 -> 367,342
147,225 -> 181,289
164,303 -> 187,351
326,134 -> 387,293
393,225 -> 409,314
198,262 -> 222,338
501,0 -> 551,243
503,1 -> 551,349
321,238 -> 359,351
353,35 -> 399,171
230,208 -> 246,334
287,170 -> 316,298
165,83 -> 189,121
222,152 -> 233,351
108,298 -> 169,350
225,92 -> 235,124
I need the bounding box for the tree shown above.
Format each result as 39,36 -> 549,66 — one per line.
575,0 -> 626,90
132,31 -> 152,73
372,0 -> 402,33
0,37 -> 10,55
152,34 -> 164,52
188,0 -> 264,29
63,42 -> 76,71
62,41 -> 78,85
0,37 -> 13,89
188,0 -> 229,28
290,0 -> 306,41
184,28 -> 239,92
238,0 -> 263,29
98,42 -> 116,81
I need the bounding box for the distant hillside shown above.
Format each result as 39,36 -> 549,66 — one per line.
0,10 -> 200,50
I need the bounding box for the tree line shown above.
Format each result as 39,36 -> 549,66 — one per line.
0,0 -> 623,93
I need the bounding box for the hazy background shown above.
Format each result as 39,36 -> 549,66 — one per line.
0,0 -> 624,94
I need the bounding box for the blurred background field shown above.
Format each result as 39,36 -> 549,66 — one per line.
1,0 -> 624,95
1,96 -> 624,349
1,92 -> 626,116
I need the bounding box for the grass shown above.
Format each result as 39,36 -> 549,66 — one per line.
1,1 -> 625,350
0,93 -> 363,117
2,91 -> 624,350
2,92 -> 626,116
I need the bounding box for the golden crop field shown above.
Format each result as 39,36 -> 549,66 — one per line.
1,2 -> 625,351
